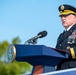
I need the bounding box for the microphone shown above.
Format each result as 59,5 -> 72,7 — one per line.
25,30 -> 47,44
37,30 -> 47,38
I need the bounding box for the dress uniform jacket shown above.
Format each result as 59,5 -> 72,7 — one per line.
56,23 -> 76,70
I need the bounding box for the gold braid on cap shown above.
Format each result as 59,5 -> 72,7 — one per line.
60,10 -> 76,15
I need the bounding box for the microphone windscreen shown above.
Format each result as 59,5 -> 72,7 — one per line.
37,30 -> 47,38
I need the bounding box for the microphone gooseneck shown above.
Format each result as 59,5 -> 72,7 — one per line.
25,30 -> 47,45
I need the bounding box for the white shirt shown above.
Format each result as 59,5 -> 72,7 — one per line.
66,25 -> 74,31
66,23 -> 76,31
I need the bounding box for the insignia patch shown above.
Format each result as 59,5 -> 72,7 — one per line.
67,30 -> 76,44
72,30 -> 76,35
67,36 -> 75,44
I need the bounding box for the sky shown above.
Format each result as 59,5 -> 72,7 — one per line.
0,0 -> 76,48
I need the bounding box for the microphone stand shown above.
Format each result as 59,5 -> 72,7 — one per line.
25,30 -> 47,45
25,38 -> 38,45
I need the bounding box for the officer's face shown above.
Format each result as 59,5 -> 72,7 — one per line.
60,14 -> 76,29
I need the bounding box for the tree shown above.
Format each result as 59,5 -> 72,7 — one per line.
12,37 -> 21,44
0,41 -> 9,57
0,37 -> 32,75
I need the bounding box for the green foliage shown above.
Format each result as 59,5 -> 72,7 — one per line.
0,41 -> 9,57
8,62 -> 21,75
0,62 -> 20,75
0,62 -> 10,75
17,62 -> 32,74
12,37 -> 21,44
0,61 -> 32,75
0,37 -> 32,75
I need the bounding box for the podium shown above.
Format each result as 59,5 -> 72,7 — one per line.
7,45 -> 69,75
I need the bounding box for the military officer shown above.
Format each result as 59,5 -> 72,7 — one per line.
56,4 -> 76,70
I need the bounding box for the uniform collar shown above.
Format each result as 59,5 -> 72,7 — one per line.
66,23 -> 76,31
58,23 -> 76,44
